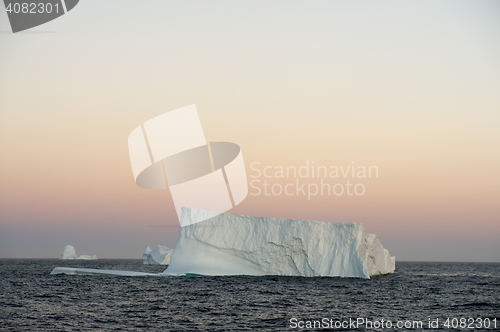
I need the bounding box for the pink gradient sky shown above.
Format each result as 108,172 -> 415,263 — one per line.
0,0 -> 499,261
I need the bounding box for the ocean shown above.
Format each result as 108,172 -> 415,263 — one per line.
0,260 -> 498,331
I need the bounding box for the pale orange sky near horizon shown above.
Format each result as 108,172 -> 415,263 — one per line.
0,0 -> 499,261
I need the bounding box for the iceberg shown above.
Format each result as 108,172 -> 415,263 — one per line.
60,245 -> 97,260
165,208 -> 395,279
76,255 -> 98,260
142,246 -> 152,264
143,245 -> 173,265
51,267 -> 158,277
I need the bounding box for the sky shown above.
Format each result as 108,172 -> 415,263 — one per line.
0,0 -> 499,261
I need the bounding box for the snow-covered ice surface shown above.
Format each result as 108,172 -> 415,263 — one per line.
143,246 -> 173,265
165,208 -> 395,279
50,267 -> 159,277
60,245 -> 97,260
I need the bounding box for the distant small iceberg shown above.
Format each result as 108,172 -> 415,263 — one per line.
143,245 -> 173,265
60,245 -> 97,260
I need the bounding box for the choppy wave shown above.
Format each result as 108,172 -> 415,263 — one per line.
1,260 -> 499,331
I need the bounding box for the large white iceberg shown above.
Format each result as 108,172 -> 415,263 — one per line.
60,245 -> 97,260
165,208 -> 395,279
143,245 -> 173,265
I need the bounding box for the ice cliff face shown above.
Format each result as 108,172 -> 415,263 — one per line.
164,208 -> 395,278
60,245 -> 97,260
359,233 -> 396,276
143,246 -> 173,265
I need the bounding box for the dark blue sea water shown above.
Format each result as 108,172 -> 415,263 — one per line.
0,260 -> 498,331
